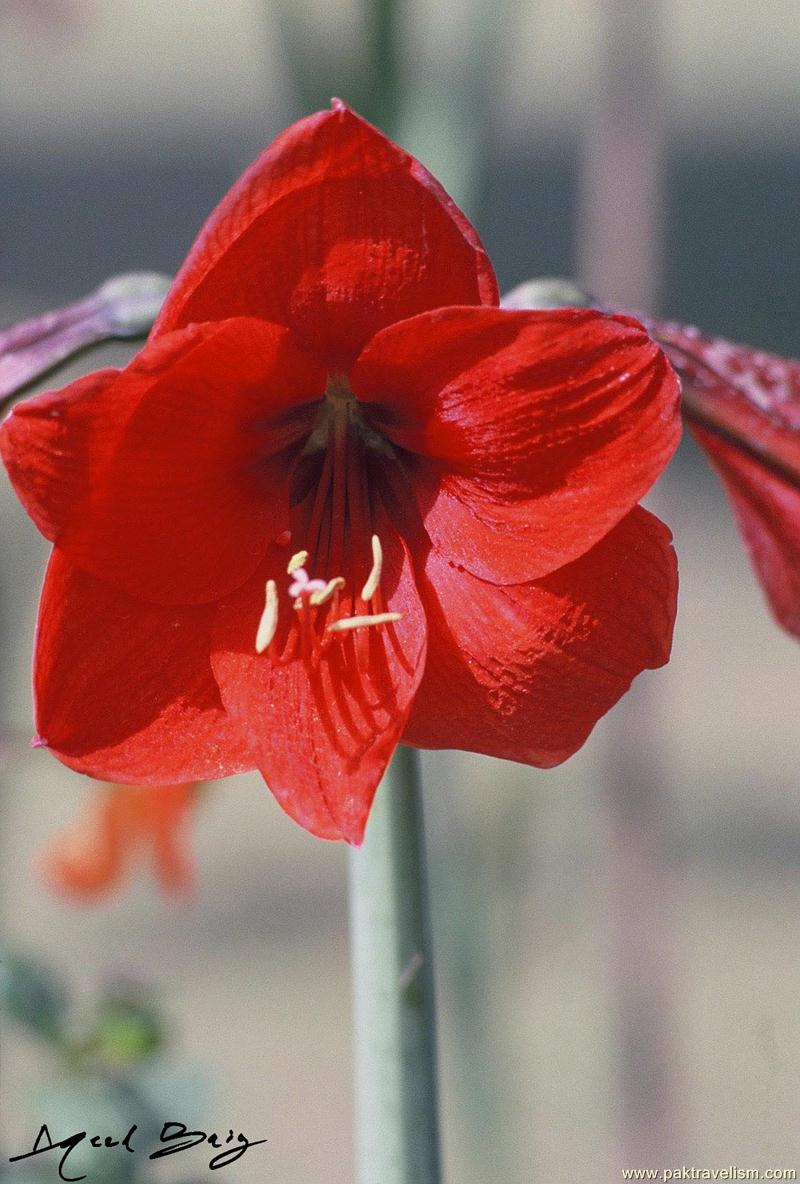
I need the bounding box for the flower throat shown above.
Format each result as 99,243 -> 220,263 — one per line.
254,374 -> 401,665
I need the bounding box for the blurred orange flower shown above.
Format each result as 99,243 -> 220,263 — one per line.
42,782 -> 198,899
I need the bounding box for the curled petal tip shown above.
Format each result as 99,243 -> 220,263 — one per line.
344,823 -> 367,847
30,734 -> 48,749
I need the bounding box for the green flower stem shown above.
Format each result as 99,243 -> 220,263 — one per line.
348,745 -> 441,1184
362,0 -> 403,137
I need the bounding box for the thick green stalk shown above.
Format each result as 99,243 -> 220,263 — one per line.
348,745 -> 441,1184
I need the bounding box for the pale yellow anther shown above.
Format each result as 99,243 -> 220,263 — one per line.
287,550 -> 308,575
310,576 -> 346,607
255,580 -> 279,654
360,534 -> 383,602
327,612 -> 402,633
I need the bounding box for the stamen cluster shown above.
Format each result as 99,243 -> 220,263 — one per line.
254,535 -> 401,664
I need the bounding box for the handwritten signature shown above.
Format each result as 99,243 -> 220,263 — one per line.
8,1120 -> 267,1180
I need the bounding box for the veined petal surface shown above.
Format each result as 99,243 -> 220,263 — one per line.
211,515 -> 426,843
653,315 -> 800,639
691,425 -> 800,637
153,102 -> 498,368
35,550 -> 254,783
402,507 -> 677,764
2,318 -> 326,604
353,307 -> 680,583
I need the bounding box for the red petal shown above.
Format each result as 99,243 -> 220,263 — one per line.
690,424 -> 800,637
2,319 -> 326,604
211,519 -> 426,843
402,507 -> 677,765
1,366 -> 118,538
35,549 -> 254,782
649,318 -> 800,638
153,102 -> 498,369
653,317 -> 800,474
352,307 -> 681,583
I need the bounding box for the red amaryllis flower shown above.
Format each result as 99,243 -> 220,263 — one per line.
42,783 -> 197,899
652,318 -> 800,639
1,102 -> 681,843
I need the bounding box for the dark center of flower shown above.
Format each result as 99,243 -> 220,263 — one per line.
302,373 -> 395,460
254,373 -> 401,667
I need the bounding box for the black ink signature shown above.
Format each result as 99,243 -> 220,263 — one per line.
8,1120 -> 267,1180
149,1121 -> 267,1170
8,1123 -> 136,1182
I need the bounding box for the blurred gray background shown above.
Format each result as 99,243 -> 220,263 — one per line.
2,2 -> 800,1181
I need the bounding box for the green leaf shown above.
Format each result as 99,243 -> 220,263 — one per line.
93,995 -> 164,1065
0,949 -> 69,1043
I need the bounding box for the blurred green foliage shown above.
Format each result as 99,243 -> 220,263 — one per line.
0,950 -> 68,1045
0,947 -> 207,1184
